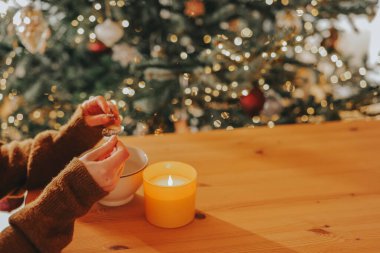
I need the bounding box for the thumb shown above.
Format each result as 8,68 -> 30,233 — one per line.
103,141 -> 129,171
83,136 -> 118,161
84,114 -> 112,127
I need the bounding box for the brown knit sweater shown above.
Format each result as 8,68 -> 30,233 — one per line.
0,107 -> 108,253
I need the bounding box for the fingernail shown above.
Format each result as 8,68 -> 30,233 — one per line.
105,114 -> 115,119
106,135 -> 116,142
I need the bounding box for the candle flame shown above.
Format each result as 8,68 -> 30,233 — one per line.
168,175 -> 173,186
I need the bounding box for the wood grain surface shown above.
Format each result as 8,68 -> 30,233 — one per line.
35,120 -> 380,252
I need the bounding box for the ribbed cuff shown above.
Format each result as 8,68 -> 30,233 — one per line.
35,158 -> 108,217
9,158 -> 108,252
26,106 -> 104,190
0,226 -> 38,253
59,106 -> 103,152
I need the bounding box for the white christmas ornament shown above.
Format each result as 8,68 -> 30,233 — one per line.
112,43 -> 142,67
276,10 -> 302,33
15,0 -> 31,7
95,19 -> 124,47
369,9 -> 380,67
293,67 -> 326,102
144,68 -> 176,81
261,90 -> 284,117
13,5 -> 50,54
0,1 -> 8,17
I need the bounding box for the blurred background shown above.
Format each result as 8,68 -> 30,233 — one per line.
0,0 -> 379,140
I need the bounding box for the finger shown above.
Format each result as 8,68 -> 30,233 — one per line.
96,149 -> 112,161
81,100 -> 90,115
84,114 -> 112,127
101,164 -> 123,192
103,141 -> 129,171
83,96 -> 110,115
117,161 -> 125,178
82,99 -> 103,115
104,164 -> 124,191
110,160 -> 125,186
108,102 -> 120,118
108,102 -> 121,126
84,135 -> 118,161
113,115 -> 121,127
103,181 -> 119,192
95,96 -> 111,114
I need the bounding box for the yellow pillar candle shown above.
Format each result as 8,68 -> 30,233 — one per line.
143,161 -> 197,228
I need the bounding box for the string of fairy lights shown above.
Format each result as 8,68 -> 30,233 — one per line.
0,0 -> 377,139
0,49 -> 23,137
179,0 -> 373,130
0,0 -> 133,137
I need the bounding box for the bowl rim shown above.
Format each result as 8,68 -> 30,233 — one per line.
120,145 -> 149,178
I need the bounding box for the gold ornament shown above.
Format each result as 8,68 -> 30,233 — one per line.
293,67 -> 326,102
151,44 -> 166,58
173,109 -> 190,134
12,5 -> 50,54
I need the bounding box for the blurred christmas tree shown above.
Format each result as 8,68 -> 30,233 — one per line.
0,0 -> 379,140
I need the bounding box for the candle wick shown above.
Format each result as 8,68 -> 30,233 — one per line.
168,175 -> 173,186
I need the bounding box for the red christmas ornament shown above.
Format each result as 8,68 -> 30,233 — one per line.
321,28 -> 339,52
87,40 -> 108,53
184,0 -> 205,17
240,87 -> 266,117
228,19 -> 241,33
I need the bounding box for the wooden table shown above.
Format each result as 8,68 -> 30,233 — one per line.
36,120 -> 380,252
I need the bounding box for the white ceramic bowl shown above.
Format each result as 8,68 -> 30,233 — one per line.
98,146 -> 148,207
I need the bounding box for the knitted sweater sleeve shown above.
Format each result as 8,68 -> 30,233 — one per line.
0,158 -> 107,253
0,106 -> 103,199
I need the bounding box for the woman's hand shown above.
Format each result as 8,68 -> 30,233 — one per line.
81,96 -> 121,128
79,136 -> 129,192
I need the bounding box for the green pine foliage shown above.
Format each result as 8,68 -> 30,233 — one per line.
0,0 -> 378,140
